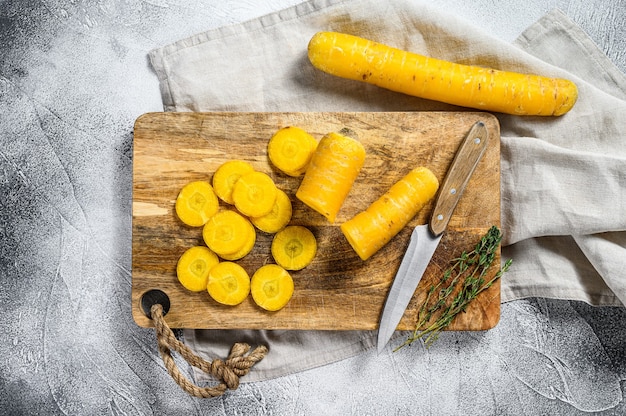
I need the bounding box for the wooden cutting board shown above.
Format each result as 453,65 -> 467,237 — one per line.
132,111 -> 501,331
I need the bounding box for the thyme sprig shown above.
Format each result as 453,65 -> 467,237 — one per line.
395,226 -> 512,351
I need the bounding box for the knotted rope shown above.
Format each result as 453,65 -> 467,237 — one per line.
150,304 -> 268,398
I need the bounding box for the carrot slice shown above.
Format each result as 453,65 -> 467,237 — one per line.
212,160 -> 255,204
341,167 -> 439,260
176,246 -> 220,292
250,264 -> 294,311
268,126 -> 318,177
202,210 -> 255,258
219,223 -> 256,261
250,189 -> 293,234
296,130 -> 365,223
175,180 -> 219,227
271,225 -> 317,270
206,261 -> 250,306
232,171 -> 278,217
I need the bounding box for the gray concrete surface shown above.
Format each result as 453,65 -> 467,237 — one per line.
1,0 -> 625,414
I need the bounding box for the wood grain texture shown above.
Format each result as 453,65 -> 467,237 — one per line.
132,111 -> 501,331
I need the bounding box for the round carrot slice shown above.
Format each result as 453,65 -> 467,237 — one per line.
271,225 -> 317,270
212,160 -> 255,204
232,171 -> 278,217
176,246 -> 220,292
219,224 -> 256,261
251,264 -> 294,311
203,210 -> 255,257
175,181 -> 219,227
268,126 -> 318,177
207,262 -> 250,306
250,189 -> 293,234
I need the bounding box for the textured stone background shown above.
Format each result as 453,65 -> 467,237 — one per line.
1,1 -> 625,414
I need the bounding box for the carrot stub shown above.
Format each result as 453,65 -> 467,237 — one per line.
176,246 -> 220,292
202,210 -> 256,259
250,264 -> 294,311
268,126 -> 318,177
341,167 -> 440,261
232,171 -> 278,218
175,180 -> 219,227
308,31 -> 578,116
271,225 -> 317,270
206,261 -> 251,306
250,189 -> 293,234
296,129 -> 365,223
212,160 -> 255,204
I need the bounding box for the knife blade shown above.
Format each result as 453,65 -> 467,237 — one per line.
377,121 -> 490,353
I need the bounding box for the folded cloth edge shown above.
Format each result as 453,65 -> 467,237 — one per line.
148,0 -> 346,111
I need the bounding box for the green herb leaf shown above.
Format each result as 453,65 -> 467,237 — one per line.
395,226 -> 511,352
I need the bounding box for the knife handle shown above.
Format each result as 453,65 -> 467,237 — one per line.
429,121 -> 490,236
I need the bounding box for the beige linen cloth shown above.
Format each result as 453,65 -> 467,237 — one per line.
148,0 -> 626,382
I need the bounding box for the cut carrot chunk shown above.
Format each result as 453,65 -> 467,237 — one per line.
296,130 -> 365,223
212,160 -> 255,204
271,225 -> 317,270
251,264 -> 294,311
202,210 -> 255,258
206,261 -> 251,306
175,180 -> 219,227
250,189 -> 293,233
176,246 -> 220,292
232,171 -> 278,217
268,126 -> 318,177
341,167 -> 439,260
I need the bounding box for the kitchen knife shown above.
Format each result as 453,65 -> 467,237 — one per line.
377,121 -> 490,353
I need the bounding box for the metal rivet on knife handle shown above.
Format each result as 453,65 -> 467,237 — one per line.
429,121 -> 490,236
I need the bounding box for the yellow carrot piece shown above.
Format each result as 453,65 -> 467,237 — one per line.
232,171 -> 278,217
250,189 -> 293,233
175,180 -> 219,227
271,225 -> 317,270
212,160 -> 255,204
202,210 -> 255,258
206,261 -> 251,306
296,130 -> 365,223
219,222 -> 256,261
176,246 -> 220,292
308,31 -> 578,116
250,264 -> 294,311
341,167 -> 440,261
268,126 -> 318,177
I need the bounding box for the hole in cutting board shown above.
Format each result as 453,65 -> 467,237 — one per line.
140,289 -> 171,318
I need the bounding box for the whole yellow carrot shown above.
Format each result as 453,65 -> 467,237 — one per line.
308,31 -> 578,116
296,129 -> 365,223
340,167 -> 439,261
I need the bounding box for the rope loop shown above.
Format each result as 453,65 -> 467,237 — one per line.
150,304 -> 268,398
